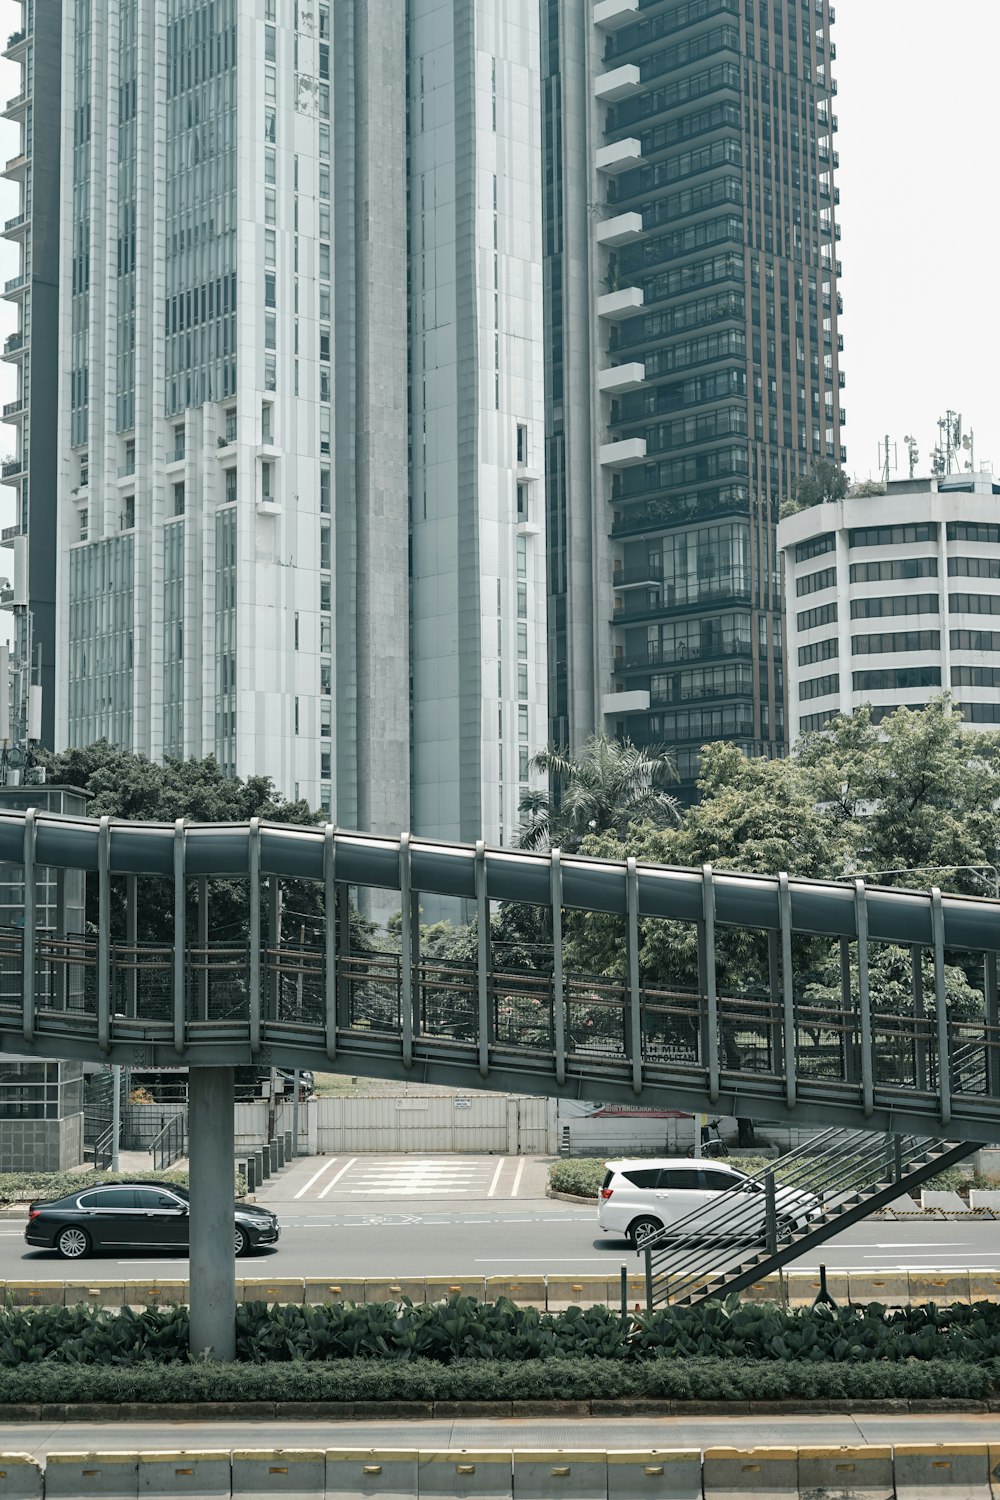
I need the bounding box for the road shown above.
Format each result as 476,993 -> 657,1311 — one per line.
1,1154 -> 997,1280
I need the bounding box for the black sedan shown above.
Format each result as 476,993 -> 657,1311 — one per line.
25,1181 -> 279,1259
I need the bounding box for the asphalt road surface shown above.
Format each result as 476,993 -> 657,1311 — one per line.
2,1154 -> 998,1281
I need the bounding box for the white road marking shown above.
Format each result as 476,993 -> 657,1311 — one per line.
294,1158 -> 339,1200
510,1159 -> 526,1198
475,1258 -> 612,1264
487,1159 -> 507,1198
317,1157 -> 359,1200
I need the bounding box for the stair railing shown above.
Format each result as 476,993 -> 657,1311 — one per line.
644,1128 -> 942,1308
150,1112 -> 185,1171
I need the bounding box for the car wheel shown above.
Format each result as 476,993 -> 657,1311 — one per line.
628,1215 -> 664,1249
56,1226 -> 91,1260
234,1225 -> 248,1257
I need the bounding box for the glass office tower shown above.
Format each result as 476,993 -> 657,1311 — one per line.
544,0 -> 845,784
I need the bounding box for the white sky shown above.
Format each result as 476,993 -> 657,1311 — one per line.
0,1 -> 998,490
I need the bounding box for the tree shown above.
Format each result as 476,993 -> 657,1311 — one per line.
517,733 -> 680,852
782,460 -> 849,516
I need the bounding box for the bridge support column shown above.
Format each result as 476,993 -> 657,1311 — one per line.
188,1067 -> 236,1361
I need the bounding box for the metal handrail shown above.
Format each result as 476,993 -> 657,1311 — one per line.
645,1129 -> 946,1306
150,1112 -> 185,1171
92,1124 -> 114,1171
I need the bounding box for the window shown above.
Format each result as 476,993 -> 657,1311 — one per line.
225,408 -> 237,443
949,556 -> 1000,580
172,482 -> 185,517
320,523 -> 331,570
853,667 -> 941,692
264,272 -> 276,308
294,612 -> 299,649
796,566 -> 835,597
799,711 -> 833,734
172,425 -> 185,462
264,354 -> 276,391
516,535 -> 527,579
265,313 -> 276,350
850,557 -> 937,583
320,467 -> 331,513
949,594 -> 1000,616
134,1189 -> 184,1210
79,1188 -> 136,1210
961,702 -> 1000,724
320,662 -> 331,694
951,629 -> 1000,652
320,579 -> 331,611
799,673 -> 838,701
79,508 -> 88,541
224,469 -> 236,505
516,424 -> 528,466
320,619 -> 331,652
321,699 -> 331,735
261,463 -> 273,502
796,602 -> 837,631
122,495 -> 135,530
947,522 -> 1000,545
850,594 -> 938,620
794,532 -> 835,563
623,1168 -> 661,1189
798,637 -> 837,667
517,483 -> 528,520
849,523 -> 937,548
852,631 -> 940,655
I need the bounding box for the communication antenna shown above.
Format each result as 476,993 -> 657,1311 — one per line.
904,434 -> 919,480
877,434 -> 896,485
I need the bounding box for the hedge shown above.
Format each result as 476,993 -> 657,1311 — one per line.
548,1156 -> 982,1201
0,1356 -> 995,1406
8,1296 -> 1000,1367
0,1168 -> 246,1207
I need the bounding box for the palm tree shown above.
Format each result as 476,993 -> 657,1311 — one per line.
517,733 -> 680,851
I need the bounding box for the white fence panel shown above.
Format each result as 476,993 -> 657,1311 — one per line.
316,1095 -> 515,1154
234,1100 -> 268,1150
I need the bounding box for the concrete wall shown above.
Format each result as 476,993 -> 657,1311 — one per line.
0,1111 -> 82,1172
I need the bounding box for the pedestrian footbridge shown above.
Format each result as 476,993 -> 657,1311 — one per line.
3,808 -> 1000,1144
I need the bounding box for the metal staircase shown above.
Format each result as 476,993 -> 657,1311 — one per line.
643,1128 -> 982,1310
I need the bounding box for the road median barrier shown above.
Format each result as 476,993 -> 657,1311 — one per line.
302,1278 -> 368,1305
325,1448 -> 419,1497
64,1283 -> 125,1311
417,1450 -> 512,1499
847,1273 -> 908,1305
0,1453 -> 42,1499
236,1279 -> 304,1306
607,1450 -> 700,1499
544,1276 -> 610,1311
797,1443 -> 893,1499
783,1270 -> 850,1307
970,1275 -> 1000,1302
512,1450 -> 606,1499
136,1450 -> 231,1498
8,1282 -> 64,1309
423,1277 -> 489,1303
484,1276 -> 546,1307
703,1445 -> 799,1499
893,1442 -> 991,1497
230,1449 -> 324,1499
908,1272 -> 972,1305
43,1452 -> 140,1499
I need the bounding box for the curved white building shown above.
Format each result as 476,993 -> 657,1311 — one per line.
779,472 -> 1000,744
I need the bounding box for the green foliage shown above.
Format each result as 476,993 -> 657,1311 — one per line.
518,734 -> 680,852
0,1169 -> 192,1207
782,460 -> 850,516
549,1159 -> 608,1198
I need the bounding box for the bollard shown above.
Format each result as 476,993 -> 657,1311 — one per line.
258,1147 -> 271,1181
607,1451 -> 701,1500
231,1448 -> 325,1498
417,1450 -> 512,1499
893,1443 -> 990,1498
254,1150 -> 265,1184
284,1129 -> 292,1161
326,1449 -> 419,1498
703,1446 -> 799,1500
0,1453 -> 43,1499
43,1452 -> 140,1499
512,1451 -> 606,1500
245,1156 -> 256,1195
137,1450 -> 232,1497
269,1140 -> 279,1174
797,1445 -> 893,1500
274,1137 -> 284,1170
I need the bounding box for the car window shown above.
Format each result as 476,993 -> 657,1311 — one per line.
134,1189 -> 184,1210
699,1170 -> 739,1193
622,1168 -> 661,1189
658,1169 -> 698,1189
602,1170 -> 613,1190
78,1188 -> 136,1209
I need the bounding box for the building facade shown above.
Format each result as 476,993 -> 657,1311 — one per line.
543,0 -> 845,784
779,473 -> 1000,744
408,0 -> 548,846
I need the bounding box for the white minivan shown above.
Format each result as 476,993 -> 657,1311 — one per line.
597,1157 -> 821,1248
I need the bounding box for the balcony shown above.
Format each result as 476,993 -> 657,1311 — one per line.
117,462 -> 135,479
599,361 -> 646,395
3,274 -> 25,297
2,398 -> 24,419
598,285 -> 644,320
3,90 -> 28,117
3,31 -> 26,59
595,212 -> 643,248
1,522 -> 24,542
613,577 -> 752,621
594,0 -> 639,29
1,458 -> 23,481
600,437 -> 647,468
3,332 -> 24,357
3,149 -> 29,179
602,689 -> 650,717
594,65 -> 642,104
595,138 -> 642,175
613,558 -> 663,589
3,212 -> 26,235
614,639 -> 753,673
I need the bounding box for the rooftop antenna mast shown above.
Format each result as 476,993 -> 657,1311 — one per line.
904,434 -> 919,480
877,434 -> 896,486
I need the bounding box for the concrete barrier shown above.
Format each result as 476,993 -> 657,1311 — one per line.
484,1276 -> 546,1307
137,1451 -> 232,1497
230,1449 -> 324,1499
893,1443 -> 991,1498
302,1277 -> 369,1305
512,1451 -> 606,1499
970,1190 -> 1000,1211
846,1273 -> 908,1305
417,1450 -> 513,1500
703,1446 -> 799,1499
783,1270 -> 850,1308
796,1444 -> 893,1499
64,1283 -> 126,1310
0,1453 -> 43,1499
236,1279 -> 304,1306
43,1452 -> 140,1499
971,1274 -> 1000,1302
544,1277 -> 611,1310
742,1274 -> 782,1305
325,1448 -> 419,1498
8,1282 -> 65,1308
423,1277 -> 489,1303
908,1272 -> 972,1305
607,1450 -> 700,1500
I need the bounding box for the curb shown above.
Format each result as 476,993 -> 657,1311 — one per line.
546,1188 -> 597,1206
0,1396 -> 994,1421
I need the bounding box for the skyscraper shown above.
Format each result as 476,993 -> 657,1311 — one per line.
543,0 -> 845,784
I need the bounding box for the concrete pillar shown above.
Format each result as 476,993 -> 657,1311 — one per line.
255,1148 -> 266,1182
188,1067 -> 236,1361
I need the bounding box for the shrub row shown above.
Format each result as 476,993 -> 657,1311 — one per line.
0,1168 -> 250,1207
7,1296 -> 1000,1367
548,1156 -> 982,1202
0,1356 -> 996,1407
